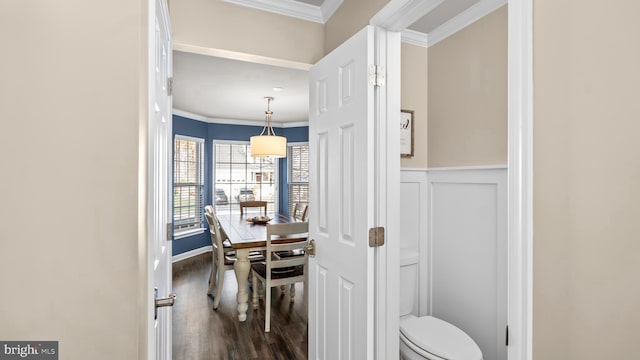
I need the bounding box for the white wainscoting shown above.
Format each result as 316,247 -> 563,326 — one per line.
400,170 -> 428,316
427,166 -> 507,360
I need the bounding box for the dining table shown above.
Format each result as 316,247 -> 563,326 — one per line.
215,212 -> 307,321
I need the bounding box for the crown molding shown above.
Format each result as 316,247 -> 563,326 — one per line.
401,29 -> 429,48
427,0 -> 507,47
223,0 -> 343,24
320,0 -> 343,21
173,109 -> 309,128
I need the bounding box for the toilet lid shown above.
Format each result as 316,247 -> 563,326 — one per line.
400,316 -> 482,360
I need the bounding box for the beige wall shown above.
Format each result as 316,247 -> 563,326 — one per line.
170,0 -> 324,64
533,1 -> 640,359
401,43 -> 429,169
324,0 -> 389,54
324,0 -> 428,168
0,1 -> 141,358
427,5 -> 507,167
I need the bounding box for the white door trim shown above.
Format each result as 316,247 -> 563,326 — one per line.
507,0 -> 534,359
371,0 -> 534,359
372,27 -> 401,360
139,0 -> 153,358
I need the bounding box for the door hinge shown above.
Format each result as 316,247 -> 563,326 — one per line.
368,65 -> 385,87
167,77 -> 173,96
505,325 -> 509,346
369,226 -> 385,247
167,223 -> 173,241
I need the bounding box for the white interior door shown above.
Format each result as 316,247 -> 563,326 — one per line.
150,0 -> 173,358
308,26 -> 378,360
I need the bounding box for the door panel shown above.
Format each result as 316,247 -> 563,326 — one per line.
309,26 -> 375,360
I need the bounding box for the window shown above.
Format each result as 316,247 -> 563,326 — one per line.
213,142 -> 277,214
288,144 -> 309,215
173,136 -> 204,237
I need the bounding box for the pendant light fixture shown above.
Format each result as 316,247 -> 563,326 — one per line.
250,96 -> 287,158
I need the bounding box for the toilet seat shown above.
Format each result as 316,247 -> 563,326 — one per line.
400,315 -> 482,360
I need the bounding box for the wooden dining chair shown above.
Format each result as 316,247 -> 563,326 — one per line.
274,203 -> 308,268
205,211 -> 236,309
239,200 -> 267,217
251,222 -> 309,332
292,203 -> 308,222
205,210 -> 265,310
205,205 -> 231,248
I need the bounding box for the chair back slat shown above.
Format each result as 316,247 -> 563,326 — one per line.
266,223 -> 309,271
292,203 -> 308,222
267,222 -> 308,236
240,201 -> 268,216
271,255 -> 307,268
270,241 -> 306,252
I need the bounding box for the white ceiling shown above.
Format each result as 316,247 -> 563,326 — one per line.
173,0 -> 496,124
172,52 -> 309,124
408,0 -> 481,33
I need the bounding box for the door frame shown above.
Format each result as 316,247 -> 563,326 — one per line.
140,0 -> 534,357
370,0 -> 533,360
370,0 -> 533,359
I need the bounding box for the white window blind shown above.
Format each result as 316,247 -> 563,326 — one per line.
213,142 -> 278,215
287,144 -> 309,215
173,136 -> 205,236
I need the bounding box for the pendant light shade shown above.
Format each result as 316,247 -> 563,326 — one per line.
250,97 -> 287,158
250,134 -> 287,157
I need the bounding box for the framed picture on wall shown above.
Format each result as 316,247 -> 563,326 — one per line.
400,109 -> 414,158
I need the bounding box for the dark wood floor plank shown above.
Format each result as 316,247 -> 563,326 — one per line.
172,253 -> 308,360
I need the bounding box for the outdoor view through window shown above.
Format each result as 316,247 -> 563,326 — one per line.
288,144 -> 309,214
173,136 -> 204,235
214,143 -> 276,214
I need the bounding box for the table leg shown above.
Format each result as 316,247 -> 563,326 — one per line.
234,248 -> 250,321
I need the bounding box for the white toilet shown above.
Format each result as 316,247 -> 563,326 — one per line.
400,315 -> 483,360
399,269 -> 482,360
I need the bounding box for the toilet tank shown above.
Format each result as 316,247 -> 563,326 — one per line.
400,249 -> 420,317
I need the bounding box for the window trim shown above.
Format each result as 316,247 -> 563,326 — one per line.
173,135 -> 206,238
287,142 -> 309,216
212,140 -> 279,215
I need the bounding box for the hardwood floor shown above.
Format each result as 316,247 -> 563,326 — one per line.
172,253 -> 308,360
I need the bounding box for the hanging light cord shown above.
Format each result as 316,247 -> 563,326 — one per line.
259,97 -> 278,136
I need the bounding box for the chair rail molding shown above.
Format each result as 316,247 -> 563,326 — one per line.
427,164 -> 508,172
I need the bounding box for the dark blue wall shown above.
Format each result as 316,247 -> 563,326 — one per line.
172,114 -> 308,255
